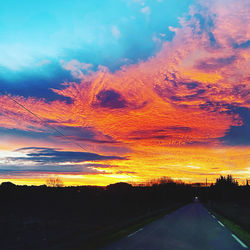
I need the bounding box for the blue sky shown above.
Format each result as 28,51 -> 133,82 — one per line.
0,0 -> 193,72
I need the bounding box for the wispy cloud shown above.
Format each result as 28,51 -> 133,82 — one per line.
141,6 -> 151,15
111,26 -> 121,39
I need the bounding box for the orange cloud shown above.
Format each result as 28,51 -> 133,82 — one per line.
0,0 -> 249,184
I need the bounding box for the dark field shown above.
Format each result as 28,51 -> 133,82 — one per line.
0,181 -> 192,250
206,200 -> 250,232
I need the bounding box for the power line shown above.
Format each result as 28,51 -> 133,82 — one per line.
0,89 -> 88,152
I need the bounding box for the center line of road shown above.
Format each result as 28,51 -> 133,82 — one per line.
217,221 -> 225,227
128,228 -> 143,237
232,234 -> 248,248
211,215 -> 216,219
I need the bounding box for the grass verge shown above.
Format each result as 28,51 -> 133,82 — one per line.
204,204 -> 250,248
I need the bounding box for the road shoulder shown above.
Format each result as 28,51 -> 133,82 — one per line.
204,203 -> 250,248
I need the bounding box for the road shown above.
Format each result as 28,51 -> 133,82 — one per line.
102,203 -> 248,250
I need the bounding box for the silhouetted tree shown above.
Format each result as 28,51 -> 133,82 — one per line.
106,182 -> 132,192
143,176 -> 177,186
46,177 -> 64,187
0,181 -> 16,190
215,175 -> 238,187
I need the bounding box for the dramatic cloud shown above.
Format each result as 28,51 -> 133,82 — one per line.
0,0 -> 249,185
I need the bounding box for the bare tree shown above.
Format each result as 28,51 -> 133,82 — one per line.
46,177 -> 64,187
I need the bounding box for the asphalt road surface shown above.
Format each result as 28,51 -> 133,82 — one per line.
103,203 -> 248,250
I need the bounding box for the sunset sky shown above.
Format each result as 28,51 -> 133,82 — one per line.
0,0 -> 249,186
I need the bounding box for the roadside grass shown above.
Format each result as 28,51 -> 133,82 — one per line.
79,202 -> 188,250
205,204 -> 250,248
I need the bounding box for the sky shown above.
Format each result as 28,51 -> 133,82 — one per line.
0,0 -> 249,186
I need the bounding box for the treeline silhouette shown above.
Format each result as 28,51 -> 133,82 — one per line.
0,175 -> 249,250
197,175 -> 250,202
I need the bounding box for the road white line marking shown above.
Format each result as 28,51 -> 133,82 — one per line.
212,215 -> 216,219
128,228 -> 143,237
232,234 -> 248,248
218,221 -> 225,227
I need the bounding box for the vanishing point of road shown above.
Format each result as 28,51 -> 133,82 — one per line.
103,203 -> 248,250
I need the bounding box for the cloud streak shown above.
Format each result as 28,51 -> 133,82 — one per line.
12,147 -> 125,163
